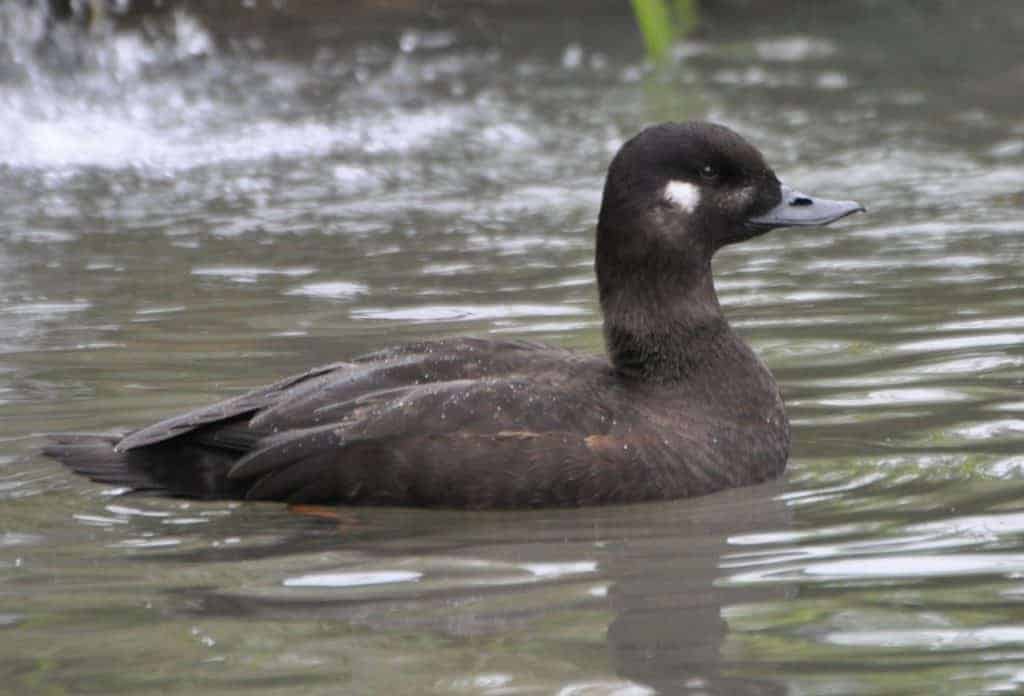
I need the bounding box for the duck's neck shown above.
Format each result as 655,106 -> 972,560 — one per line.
599,267 -> 735,381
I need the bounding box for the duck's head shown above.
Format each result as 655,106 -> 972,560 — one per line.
596,122 -> 863,302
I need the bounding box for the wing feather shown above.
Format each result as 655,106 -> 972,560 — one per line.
116,361 -> 353,451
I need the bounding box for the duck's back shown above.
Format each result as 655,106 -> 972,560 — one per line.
46,335 -> 788,508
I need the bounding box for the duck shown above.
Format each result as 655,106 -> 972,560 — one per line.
44,121 -> 864,508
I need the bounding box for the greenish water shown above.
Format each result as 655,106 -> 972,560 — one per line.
2,2 -> 1024,693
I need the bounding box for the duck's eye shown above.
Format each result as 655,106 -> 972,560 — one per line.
699,164 -> 719,181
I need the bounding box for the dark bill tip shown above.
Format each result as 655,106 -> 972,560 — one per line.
747,184 -> 865,232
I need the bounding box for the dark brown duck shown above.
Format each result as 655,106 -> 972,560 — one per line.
44,122 -> 864,508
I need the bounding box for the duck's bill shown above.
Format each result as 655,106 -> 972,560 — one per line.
746,184 -> 865,231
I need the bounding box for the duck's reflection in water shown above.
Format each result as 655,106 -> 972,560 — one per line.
144,481 -> 789,694
606,482 -> 789,694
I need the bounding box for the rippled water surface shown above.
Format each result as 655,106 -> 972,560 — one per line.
3,2 -> 1024,693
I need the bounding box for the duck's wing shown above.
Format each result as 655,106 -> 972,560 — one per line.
116,337 -> 564,452
225,375 -> 646,507
236,430 -> 676,508
47,338 -> 598,501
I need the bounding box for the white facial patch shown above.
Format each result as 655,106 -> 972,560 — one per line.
663,180 -> 701,213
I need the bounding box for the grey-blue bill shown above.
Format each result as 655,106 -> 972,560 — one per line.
747,183 -> 865,231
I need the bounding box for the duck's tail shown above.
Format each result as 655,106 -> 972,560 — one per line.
43,433 -> 240,498
43,433 -> 144,487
